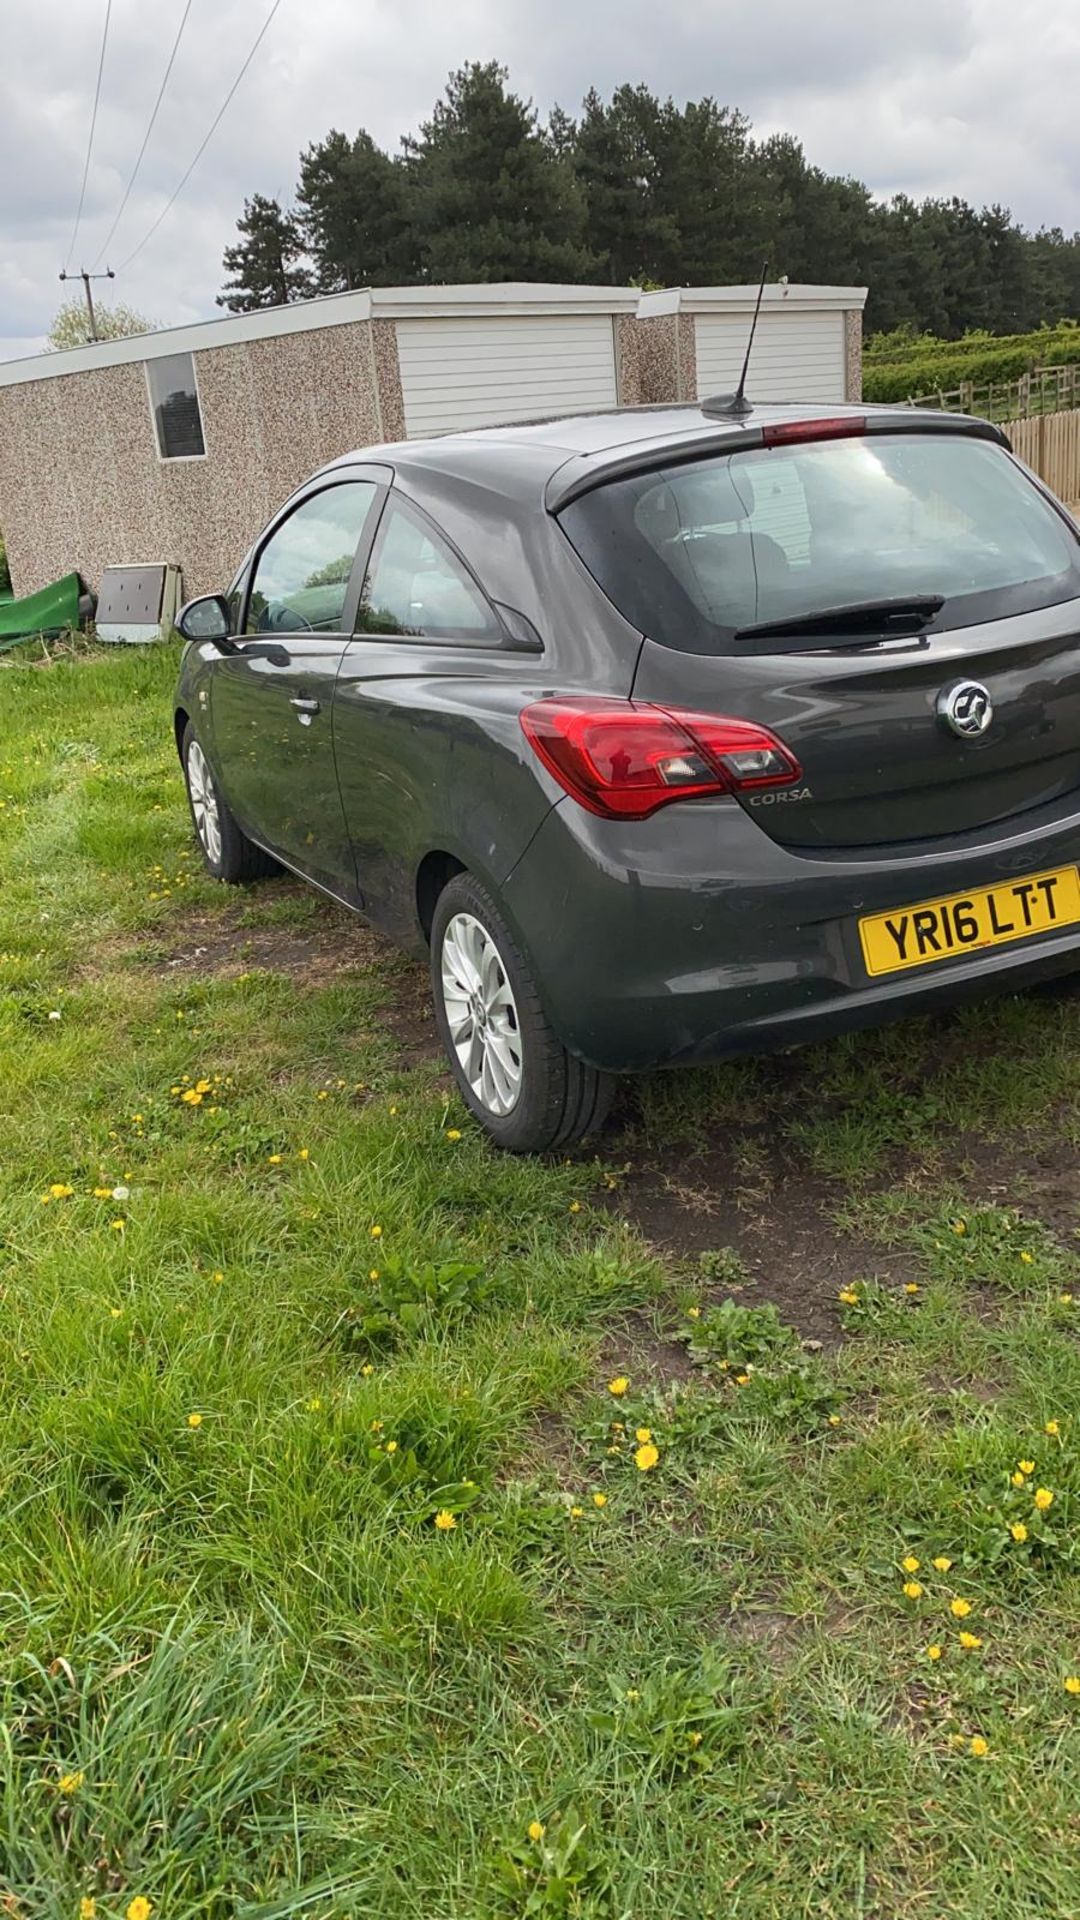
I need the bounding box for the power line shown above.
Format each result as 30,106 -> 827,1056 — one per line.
88,0 -> 195,272
64,0 -> 114,272
115,0 -> 286,274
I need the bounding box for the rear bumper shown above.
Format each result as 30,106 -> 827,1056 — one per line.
500,793 -> 1080,1071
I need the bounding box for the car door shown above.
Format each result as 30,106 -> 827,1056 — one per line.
208,469 -> 387,897
333,493 -> 542,939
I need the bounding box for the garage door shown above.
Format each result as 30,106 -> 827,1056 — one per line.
694,310 -> 846,404
395,315 -> 619,437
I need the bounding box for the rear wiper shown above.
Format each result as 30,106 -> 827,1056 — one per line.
735,594 -> 945,643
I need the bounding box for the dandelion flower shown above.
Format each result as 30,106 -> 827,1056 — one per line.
950,1598 -> 973,1619
1059,1293 -> 1074,1306
93,1186 -> 112,1199
570,1506 -> 584,1519
370,1224 -> 383,1239
958,1631 -> 983,1650
904,1283 -> 920,1295
1064,1676 -> 1080,1695
528,1820 -> 545,1842
434,1509 -> 456,1532
1034,1487 -> 1054,1511
951,1219 -> 967,1235
361,1363 -> 375,1378
211,1270 -> 224,1284
1019,1460 -> 1036,1475
926,1644 -> 943,1662
127,1901 -> 152,1920
446,1129 -> 462,1142
307,1397 -> 322,1412
81,1901 -> 96,1919
634,1442 -> 659,1472
297,1148 -> 310,1161
902,1555 -> 920,1574
624,1688 -> 640,1702
969,1735 -> 989,1757
932,1556 -> 953,1573
1012,1471 -> 1027,1488
110,1219 -> 125,1232
1010,1522 -> 1028,1543
592,1492 -> 607,1509
827,1414 -> 842,1427
1020,1251 -> 1034,1266
1045,1420 -> 1060,1437
569,1200 -> 582,1214
267,1153 -> 282,1166
607,1376 -> 629,1397
903,1581 -> 923,1600
686,1305 -> 701,1319
110,1307 -> 122,1320
49,1183 -> 75,1199
735,1373 -> 750,1386
368,1268 -> 380,1282
186,1412 -> 202,1429
837,1288 -> 858,1306
635,1427 -> 652,1444
57,1770 -> 84,1794
385,1440 -> 398,1455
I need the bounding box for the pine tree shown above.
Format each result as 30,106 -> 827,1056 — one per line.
217,195 -> 313,313
297,131 -> 419,291
404,63 -> 597,283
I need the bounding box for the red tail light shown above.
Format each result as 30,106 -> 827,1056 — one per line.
519,697 -> 801,820
762,417 -> 865,446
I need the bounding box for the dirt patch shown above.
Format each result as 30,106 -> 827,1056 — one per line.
145,895 -> 386,982
602,1148 -> 915,1347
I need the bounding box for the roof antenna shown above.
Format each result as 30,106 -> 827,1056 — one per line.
701,260 -> 769,419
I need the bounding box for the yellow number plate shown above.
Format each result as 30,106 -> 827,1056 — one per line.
859,865 -> 1080,977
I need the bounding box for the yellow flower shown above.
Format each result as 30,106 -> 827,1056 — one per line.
570,1505 -> 584,1519
385,1440 -> 398,1454
1012,1471 -> 1027,1488
1064,1676 -> 1080,1695
370,1224 -> 383,1239
361,1363 -> 375,1378
297,1148 -> 310,1161
969,1735 -> 989,1758
81,1901 -> 97,1919
446,1129 -> 462,1141
568,1200 -> 582,1214
932,1556 -> 952,1573
110,1307 -> 122,1319
951,1219 -> 967,1235
926,1644 -> 943,1662
93,1186 -> 112,1199
110,1219 -> 125,1232
634,1442 -> 659,1472
127,1901 -> 152,1920
837,1288 -> 858,1306
1059,1293 -> 1074,1307
528,1820 -> 545,1842
607,1376 -> 629,1397
904,1283 -> 920,1295
211,1270 -> 224,1284
687,1729 -> 703,1748
1034,1487 -> 1054,1512
592,1492 -> 607,1509
735,1373 -> 750,1386
194,1080 -> 211,1096
950,1598 -> 972,1619
903,1581 -> 923,1600
827,1414 -> 841,1427
368,1269 -> 380,1282
307,1397 -> 322,1412
1018,1460 -> 1036,1475
1045,1420 -> 1060,1437
958,1631 -> 982,1650
1010,1522 -> 1028,1543
902,1555 -> 920,1574
624,1687 -> 640,1702
49,1182 -> 75,1198
434,1509 -> 456,1531
686,1305 -> 701,1318
186,1412 -> 202,1429
1019,1250 -> 1034,1265
635,1427 -> 652,1444
57,1770 -> 84,1794
181,1088 -> 202,1105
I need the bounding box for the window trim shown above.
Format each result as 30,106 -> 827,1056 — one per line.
238,470 -> 390,640
352,491 -> 508,648
145,352 -> 207,465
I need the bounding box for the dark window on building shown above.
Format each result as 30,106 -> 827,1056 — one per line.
147,352 -> 205,460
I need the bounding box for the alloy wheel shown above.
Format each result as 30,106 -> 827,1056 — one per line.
186,738 -> 222,866
440,911 -> 523,1115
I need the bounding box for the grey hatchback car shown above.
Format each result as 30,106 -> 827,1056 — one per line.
174,400 -> 1080,1149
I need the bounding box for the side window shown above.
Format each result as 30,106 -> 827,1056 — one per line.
147,353 -> 205,460
355,499 -> 501,641
246,483 -> 379,635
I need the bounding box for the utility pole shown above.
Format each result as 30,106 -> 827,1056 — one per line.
58,266 -> 115,343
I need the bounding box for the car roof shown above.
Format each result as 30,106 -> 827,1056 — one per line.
321,399 -> 999,512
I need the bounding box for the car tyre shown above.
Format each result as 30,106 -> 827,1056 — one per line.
431,871 -> 616,1152
181,720 -> 277,884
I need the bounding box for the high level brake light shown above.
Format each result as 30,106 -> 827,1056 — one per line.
762,417 -> 865,446
519,697 -> 801,821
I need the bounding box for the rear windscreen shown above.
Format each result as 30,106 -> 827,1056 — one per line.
558,432 -> 1080,654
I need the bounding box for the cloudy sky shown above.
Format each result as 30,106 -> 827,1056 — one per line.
1,0 -> 1077,360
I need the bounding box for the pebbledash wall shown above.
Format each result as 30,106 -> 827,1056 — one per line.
0,280 -> 865,599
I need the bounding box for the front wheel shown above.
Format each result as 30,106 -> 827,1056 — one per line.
181,721 -> 277,884
430,872 -> 616,1152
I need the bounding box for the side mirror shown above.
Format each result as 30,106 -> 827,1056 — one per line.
176,594 -> 235,649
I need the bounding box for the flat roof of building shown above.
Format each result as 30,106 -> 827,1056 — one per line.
638,284 -> 868,316
0,282 -> 647,390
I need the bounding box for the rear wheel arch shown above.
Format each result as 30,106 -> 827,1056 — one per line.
416,850 -> 466,945
173,706 -> 190,761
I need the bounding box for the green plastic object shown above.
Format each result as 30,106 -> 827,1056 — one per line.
0,572 -> 82,648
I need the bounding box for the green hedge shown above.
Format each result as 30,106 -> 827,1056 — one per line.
863,328 -> 1080,403
865,321 -> 1080,364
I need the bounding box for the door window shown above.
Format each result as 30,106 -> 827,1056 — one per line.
246,483 -> 379,634
355,499 -> 500,641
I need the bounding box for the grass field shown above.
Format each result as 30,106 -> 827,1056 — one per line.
2,642 -> 1080,1919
